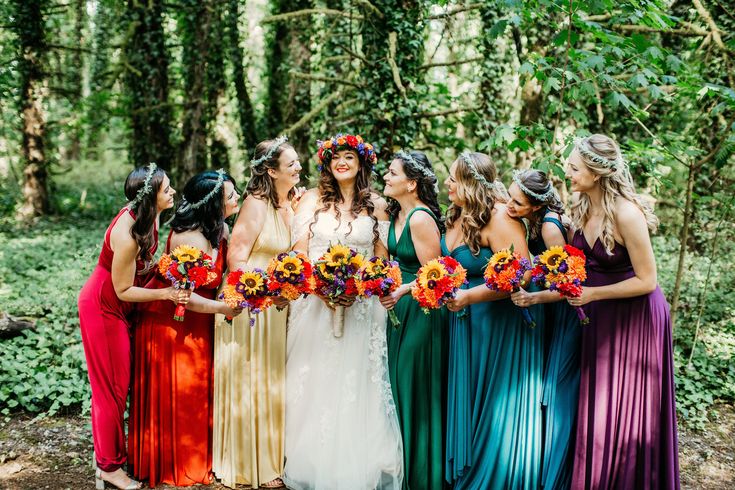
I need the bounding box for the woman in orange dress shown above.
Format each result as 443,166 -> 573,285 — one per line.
129,169 -> 242,487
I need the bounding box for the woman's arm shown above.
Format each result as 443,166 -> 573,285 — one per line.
110,216 -> 187,304
227,195 -> 267,271
569,199 -> 658,306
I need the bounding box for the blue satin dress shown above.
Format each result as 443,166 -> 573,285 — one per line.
443,237 -> 544,489
528,215 -> 581,490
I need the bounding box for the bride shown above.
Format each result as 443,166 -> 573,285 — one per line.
283,134 -> 404,489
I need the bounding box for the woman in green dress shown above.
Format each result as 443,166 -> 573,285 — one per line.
380,151 -> 447,490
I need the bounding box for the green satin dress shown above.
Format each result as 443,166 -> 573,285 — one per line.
386,207 -> 448,490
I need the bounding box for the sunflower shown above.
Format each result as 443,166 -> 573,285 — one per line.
238,271 -> 265,295
418,259 -> 447,289
488,249 -> 514,269
367,258 -> 385,276
350,253 -> 365,269
276,256 -> 303,278
324,244 -> 351,267
171,245 -> 200,263
538,246 -> 568,272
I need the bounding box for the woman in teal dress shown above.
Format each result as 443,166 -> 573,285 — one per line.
443,152 -> 544,489
380,151 -> 447,490
507,169 -> 580,490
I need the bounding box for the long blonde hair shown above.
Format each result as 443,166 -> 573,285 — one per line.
446,151 -> 509,255
570,134 -> 658,254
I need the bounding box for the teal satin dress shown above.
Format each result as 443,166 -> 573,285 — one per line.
444,237 -> 544,489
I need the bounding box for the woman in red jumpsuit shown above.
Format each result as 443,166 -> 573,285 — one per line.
78,164 -> 189,489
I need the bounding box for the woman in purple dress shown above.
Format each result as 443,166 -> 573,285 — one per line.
565,134 -> 679,489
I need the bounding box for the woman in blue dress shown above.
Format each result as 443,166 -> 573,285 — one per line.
443,152 -> 544,489
507,169 -> 580,490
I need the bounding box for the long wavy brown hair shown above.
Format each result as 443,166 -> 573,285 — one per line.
515,169 -> 566,240
124,166 -> 166,263
309,146 -> 379,244
247,139 -> 297,209
445,152 -> 509,255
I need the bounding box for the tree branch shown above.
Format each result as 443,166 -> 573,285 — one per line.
613,24 -> 709,36
387,32 -> 407,98
420,56 -> 483,70
284,90 -> 351,135
261,9 -> 364,24
552,0 -> 573,149
289,71 -> 364,88
427,3 -> 483,20
413,106 -> 475,118
354,0 -> 384,18
46,43 -> 94,53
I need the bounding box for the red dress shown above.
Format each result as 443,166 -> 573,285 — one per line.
78,207 -> 157,472
129,232 -> 227,487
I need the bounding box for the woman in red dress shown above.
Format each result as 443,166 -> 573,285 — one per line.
78,164 -> 191,490
129,169 -> 242,487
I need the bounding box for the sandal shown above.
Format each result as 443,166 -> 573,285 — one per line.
261,477 -> 285,488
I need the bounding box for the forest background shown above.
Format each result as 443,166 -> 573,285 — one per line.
0,0 -> 733,487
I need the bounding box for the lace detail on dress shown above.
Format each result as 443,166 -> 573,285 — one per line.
368,301 -> 397,417
378,220 -> 390,251
307,213 -> 375,259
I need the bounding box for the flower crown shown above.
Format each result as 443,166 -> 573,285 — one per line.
573,137 -> 624,169
252,135 -> 288,168
460,151 -> 500,192
129,162 -> 158,208
317,133 -> 378,171
177,169 -> 226,214
512,169 -> 557,203
395,151 -> 440,193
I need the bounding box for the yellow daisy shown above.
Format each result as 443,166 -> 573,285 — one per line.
171,244 -> 200,263
539,246 -> 568,272
239,271 -> 264,295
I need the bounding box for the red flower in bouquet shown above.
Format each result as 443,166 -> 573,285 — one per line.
157,245 -> 215,321
483,247 -> 535,327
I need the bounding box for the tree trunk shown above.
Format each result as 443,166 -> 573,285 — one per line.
225,0 -> 258,154
266,0 -> 313,173
125,0 -> 174,171
670,161 -> 696,328
14,0 -> 49,220
61,0 -> 85,162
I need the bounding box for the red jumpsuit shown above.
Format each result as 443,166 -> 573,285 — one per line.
78,208 -> 157,472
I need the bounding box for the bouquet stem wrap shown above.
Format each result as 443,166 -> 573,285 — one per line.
333,305 -> 345,338
173,303 -> 187,322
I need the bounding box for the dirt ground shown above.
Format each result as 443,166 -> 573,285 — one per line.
0,405 -> 733,489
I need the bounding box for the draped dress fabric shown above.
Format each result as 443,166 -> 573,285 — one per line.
386,208 -> 448,490
212,201 -> 291,488
570,231 -> 679,489
128,232 -> 226,487
78,207 -> 157,472
527,215 -> 581,490
283,212 -> 403,490
444,238 -> 544,490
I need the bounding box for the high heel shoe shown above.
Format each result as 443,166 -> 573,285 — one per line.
95,468 -> 142,489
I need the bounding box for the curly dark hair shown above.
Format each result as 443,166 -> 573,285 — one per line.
513,169 -> 565,239
247,138 -> 297,209
125,165 -> 167,263
386,151 -> 445,233
169,170 -> 239,249
309,144 -> 379,244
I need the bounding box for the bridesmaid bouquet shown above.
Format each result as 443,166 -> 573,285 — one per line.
314,243 -> 365,338
158,245 -> 215,321
356,256 -> 403,328
483,247 -> 536,327
219,268 -> 273,326
266,251 -> 316,306
531,245 -> 589,325
412,256 -> 468,314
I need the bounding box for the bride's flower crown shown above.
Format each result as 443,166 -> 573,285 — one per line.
316,133 -> 378,171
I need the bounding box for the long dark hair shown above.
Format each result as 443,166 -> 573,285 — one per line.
247,138 -> 296,209
514,169 -> 565,239
310,142 -> 379,244
386,151 -> 445,233
125,165 -> 166,262
169,170 -> 239,249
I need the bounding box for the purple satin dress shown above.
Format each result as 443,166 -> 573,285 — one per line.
570,231 -> 679,490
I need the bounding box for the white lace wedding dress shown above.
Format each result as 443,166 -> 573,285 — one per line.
282,211 -> 404,490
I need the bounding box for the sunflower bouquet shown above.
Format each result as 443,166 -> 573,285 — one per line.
313,243 -> 365,338
483,247 -> 535,327
219,268 -> 273,326
266,251 -> 316,306
411,256 -> 468,314
531,244 -> 589,325
158,245 -> 216,321
356,256 -> 403,328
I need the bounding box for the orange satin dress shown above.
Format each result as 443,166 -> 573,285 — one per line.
129,232 -> 226,487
